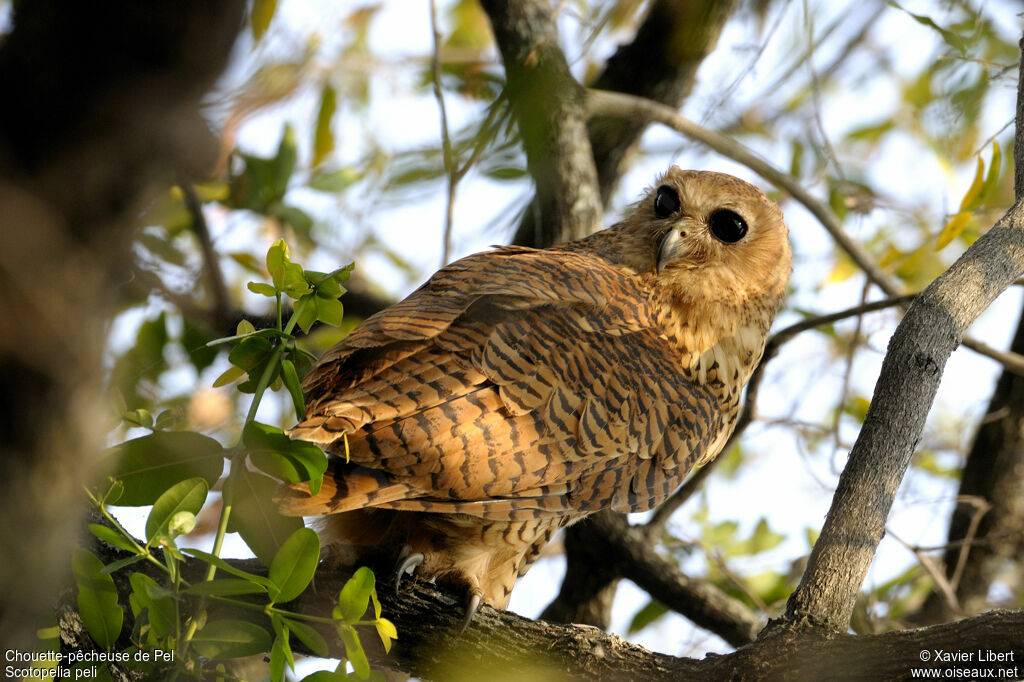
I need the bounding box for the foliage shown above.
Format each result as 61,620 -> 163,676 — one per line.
74,241 -> 393,681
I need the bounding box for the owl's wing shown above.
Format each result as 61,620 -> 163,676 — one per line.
278,246 -> 724,520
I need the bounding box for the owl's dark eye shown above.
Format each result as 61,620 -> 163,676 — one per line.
653,185 -> 681,219
709,209 -> 748,243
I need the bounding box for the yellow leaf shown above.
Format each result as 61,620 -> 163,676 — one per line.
978,140 -> 1002,205
312,84 -> 337,168
251,0 -> 277,40
826,253 -> 858,284
212,365 -> 245,388
193,181 -> 230,202
958,156 -> 985,211
937,211 -> 972,250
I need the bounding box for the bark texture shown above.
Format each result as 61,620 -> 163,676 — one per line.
480,0 -> 602,247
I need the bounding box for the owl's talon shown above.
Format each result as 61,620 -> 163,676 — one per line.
394,551 -> 424,594
459,591 -> 482,633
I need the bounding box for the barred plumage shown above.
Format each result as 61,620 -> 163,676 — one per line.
277,168 -> 791,610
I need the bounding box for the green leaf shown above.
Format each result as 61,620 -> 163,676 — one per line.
889,2 -> 968,55
104,431 -> 224,506
273,126 -> 298,196
251,0 -> 277,40
248,281 -> 278,297
281,358 -> 306,421
285,618 -> 330,658
309,168 -> 360,193
315,297 -> 345,328
212,365 -> 246,388
627,600 -> 668,634
270,631 -> 287,682
237,319 -> 257,336
230,251 -> 264,274
937,211 -> 973,250
181,549 -> 276,590
230,468 -> 304,565
267,240 -> 290,289
313,84 -> 337,168
182,319 -> 219,373
88,524 -> 137,554
72,549 -> 123,649
338,626 -> 370,679
229,335 -> 279,394
244,421 -> 328,494
183,579 -> 269,597
99,554 -> 146,575
268,528 -> 320,603
269,203 -> 314,238
145,478 -> 209,543
129,573 -> 176,639
335,567 -> 375,624
191,620 -> 272,659
296,294 -> 318,333
978,140 -> 1002,205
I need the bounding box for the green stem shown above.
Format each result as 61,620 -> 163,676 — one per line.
242,296 -> 310,425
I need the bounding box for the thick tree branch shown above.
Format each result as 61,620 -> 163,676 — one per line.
586,0 -> 737,204
783,37 -> 1024,630
511,0 -> 737,246
480,0 -> 602,248
70,530 -> 1024,682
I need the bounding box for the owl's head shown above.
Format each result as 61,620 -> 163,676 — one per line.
642,167 -> 791,312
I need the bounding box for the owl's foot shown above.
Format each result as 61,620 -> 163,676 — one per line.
394,546 -> 424,594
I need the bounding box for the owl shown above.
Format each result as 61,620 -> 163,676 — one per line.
277,167 -> 791,622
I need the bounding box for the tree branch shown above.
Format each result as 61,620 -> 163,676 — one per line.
70,529 -> 1024,682
783,35 -> 1024,630
480,0 -> 602,247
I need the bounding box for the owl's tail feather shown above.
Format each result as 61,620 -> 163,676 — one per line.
275,462 -> 421,516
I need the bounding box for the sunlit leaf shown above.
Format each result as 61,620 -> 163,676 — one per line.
313,84 -> 337,168
251,0 -> 277,40
335,567 -> 375,624
338,626 -> 370,679
281,358 -> 306,421
145,478 -> 209,543
937,211 -> 972,250
286,618 -> 330,658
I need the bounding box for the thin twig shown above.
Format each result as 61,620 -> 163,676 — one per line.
429,0 -> 457,267
886,528 -> 960,614
947,495 -> 992,595
179,177 -> 231,322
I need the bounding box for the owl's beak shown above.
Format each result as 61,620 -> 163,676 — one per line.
657,225 -> 690,273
